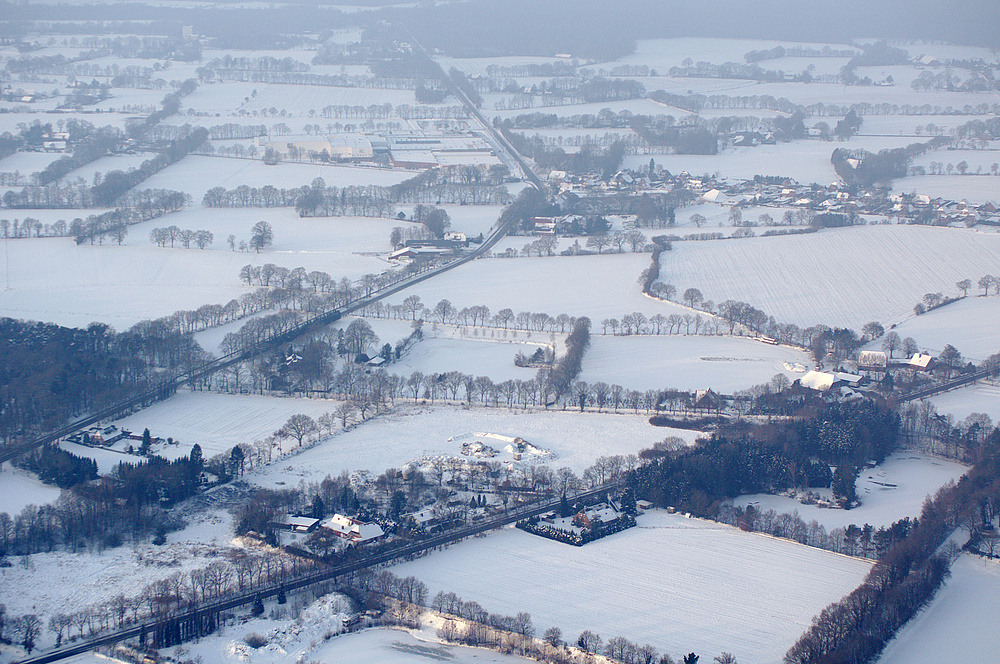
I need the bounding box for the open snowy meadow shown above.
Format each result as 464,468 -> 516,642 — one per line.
0,463 -> 62,516
141,154 -> 411,203
392,510 -> 872,664
892,174 -> 1000,204
930,382 -> 1000,422
249,404 -> 694,487
106,390 -> 345,461
736,453 -> 969,531
878,554 -> 1000,664
580,334 -> 812,392
386,252 -> 689,322
0,208 -> 409,328
871,295 -> 1000,362
658,225 -> 1000,329
68,393 -> 693,481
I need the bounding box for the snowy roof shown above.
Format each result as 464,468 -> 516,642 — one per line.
321,514 -> 384,543
909,353 -> 934,369
800,370 -> 835,391
277,515 -> 320,531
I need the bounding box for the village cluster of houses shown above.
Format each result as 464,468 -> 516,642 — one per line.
546,167 -> 1000,227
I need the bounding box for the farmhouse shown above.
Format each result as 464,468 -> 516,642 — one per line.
320,514 -> 384,545
799,371 -> 862,393
572,503 -> 624,529
908,353 -> 935,371
690,389 -> 721,412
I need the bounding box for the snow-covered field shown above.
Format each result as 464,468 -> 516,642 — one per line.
0,150 -> 59,174
0,463 -> 62,515
0,209 -> 406,328
876,295 -> 1000,361
0,236 -> 252,328
107,390 -> 345,461
389,336 -> 547,383
141,155 -> 411,204
386,252 -> 690,322
51,608 -> 537,664
736,453 -> 969,530
392,510 -> 872,664
931,382 -> 1000,422
239,84 -> 424,116
893,174 -> 1000,204
658,225 -> 1000,329
580,335 -> 812,392
625,136 -> 919,185
879,554 -> 1000,664
251,404 -> 694,486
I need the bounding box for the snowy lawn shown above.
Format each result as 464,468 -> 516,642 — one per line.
386,252 -> 691,322
878,554 -> 1000,664
0,463 -> 62,515
658,225 -> 1000,329
580,334 -> 812,392
735,453 -> 969,530
251,404 -> 695,487
392,510 -> 872,664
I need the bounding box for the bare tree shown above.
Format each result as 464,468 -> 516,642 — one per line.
277,414 -> 318,446
586,234 -> 613,254
882,331 -> 901,358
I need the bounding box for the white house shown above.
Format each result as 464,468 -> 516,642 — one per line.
321,514 -> 384,545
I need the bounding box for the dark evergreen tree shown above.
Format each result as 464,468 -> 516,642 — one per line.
189,443 -> 203,470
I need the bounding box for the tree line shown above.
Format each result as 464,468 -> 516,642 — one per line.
149,226 -> 213,249
203,168 -> 512,216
